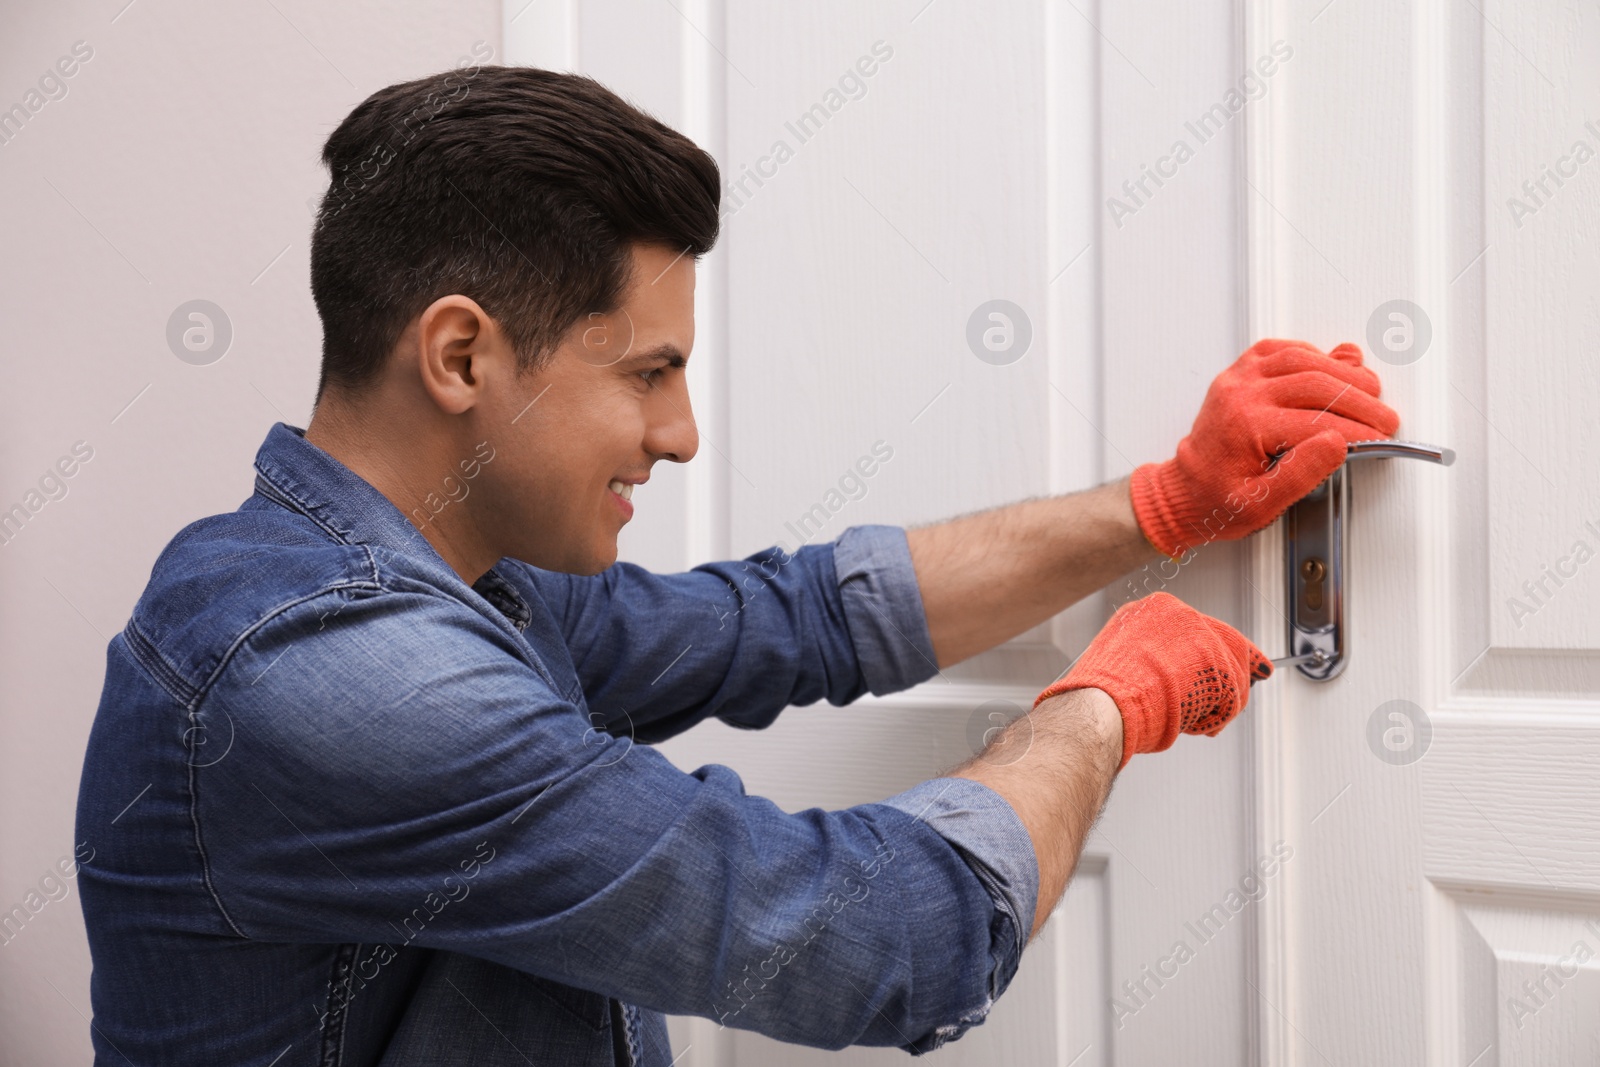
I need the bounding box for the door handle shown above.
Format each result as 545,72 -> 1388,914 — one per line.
1273,439 -> 1455,680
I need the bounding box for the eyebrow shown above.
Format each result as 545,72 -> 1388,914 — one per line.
618,344 -> 687,369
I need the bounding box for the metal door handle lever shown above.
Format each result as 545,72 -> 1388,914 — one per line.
1345,439 -> 1455,465
1278,438 -> 1454,681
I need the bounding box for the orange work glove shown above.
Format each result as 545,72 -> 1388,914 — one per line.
1035,592 -> 1273,771
1131,339 -> 1401,560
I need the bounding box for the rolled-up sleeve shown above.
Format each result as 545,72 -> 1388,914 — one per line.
877,777 -> 1040,1050
831,524 -> 940,696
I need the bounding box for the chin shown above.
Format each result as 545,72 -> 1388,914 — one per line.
590,543 -> 620,574
570,541 -> 620,577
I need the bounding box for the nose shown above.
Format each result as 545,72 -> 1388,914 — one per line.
644,374 -> 698,464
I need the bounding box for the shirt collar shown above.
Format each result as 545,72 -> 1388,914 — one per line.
251,421 -> 532,630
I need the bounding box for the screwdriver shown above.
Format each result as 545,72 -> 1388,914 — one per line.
1270,650 -> 1329,669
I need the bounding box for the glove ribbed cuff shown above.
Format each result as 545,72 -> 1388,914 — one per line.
1129,461 -> 1189,561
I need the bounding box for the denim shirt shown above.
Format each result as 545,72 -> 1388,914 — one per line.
74,422 -> 1040,1065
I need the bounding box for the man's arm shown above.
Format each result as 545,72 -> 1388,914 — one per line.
906,478 -> 1157,668
908,338 -> 1404,669
948,592 -> 1270,943
511,525 -> 941,742
950,686 -> 1122,941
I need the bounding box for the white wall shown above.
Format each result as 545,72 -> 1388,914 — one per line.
0,3 -> 499,1061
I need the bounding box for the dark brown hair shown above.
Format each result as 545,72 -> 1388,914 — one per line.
309,63 -> 720,401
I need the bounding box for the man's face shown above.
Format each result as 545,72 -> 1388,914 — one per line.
479,242 -> 698,575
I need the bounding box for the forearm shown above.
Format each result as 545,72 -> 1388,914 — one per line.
949,686 -> 1122,941
905,478 -> 1160,668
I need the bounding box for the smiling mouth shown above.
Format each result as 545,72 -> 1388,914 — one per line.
607,480 -> 634,501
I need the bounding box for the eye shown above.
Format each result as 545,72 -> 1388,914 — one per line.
635,355 -> 685,386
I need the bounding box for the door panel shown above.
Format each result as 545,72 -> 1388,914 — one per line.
506,0 -> 1330,1064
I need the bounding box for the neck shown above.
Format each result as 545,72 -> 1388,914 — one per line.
305,393 -> 499,584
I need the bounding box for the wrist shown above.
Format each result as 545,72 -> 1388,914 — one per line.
1108,474 -> 1167,565
1034,686 -> 1125,773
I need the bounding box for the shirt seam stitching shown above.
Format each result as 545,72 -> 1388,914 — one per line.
254,468 -> 351,544
318,942 -> 358,1067
122,619 -> 199,707
187,748 -> 249,938
190,575 -> 382,700
184,576 -> 383,941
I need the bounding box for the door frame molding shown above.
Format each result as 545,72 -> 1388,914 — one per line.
1241,0 -> 1296,1060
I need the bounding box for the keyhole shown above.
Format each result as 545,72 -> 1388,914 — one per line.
1301,557 -> 1327,611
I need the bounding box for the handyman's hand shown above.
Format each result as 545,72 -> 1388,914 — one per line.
1131,339 -> 1401,559
1034,592 -> 1272,771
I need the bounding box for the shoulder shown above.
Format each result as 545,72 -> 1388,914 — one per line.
125,504 -> 513,704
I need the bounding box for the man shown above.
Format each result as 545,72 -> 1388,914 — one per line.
75,66 -> 1399,1064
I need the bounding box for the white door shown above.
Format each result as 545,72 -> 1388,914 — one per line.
510,1 -> 1600,1065
508,1 -> 1272,1063
1239,0 -> 1600,1063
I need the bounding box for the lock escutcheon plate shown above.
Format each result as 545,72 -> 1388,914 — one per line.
1279,439 -> 1454,682
1283,466 -> 1348,680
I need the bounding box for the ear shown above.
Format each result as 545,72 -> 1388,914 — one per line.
412,295 -> 507,415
